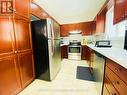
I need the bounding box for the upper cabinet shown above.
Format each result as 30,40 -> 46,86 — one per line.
14,0 -> 30,18
14,15 -> 32,52
125,0 -> 127,17
60,22 -> 94,37
30,2 -> 49,19
81,22 -> 93,36
95,10 -> 106,34
0,0 -> 30,18
113,0 -> 125,24
0,16 -> 14,55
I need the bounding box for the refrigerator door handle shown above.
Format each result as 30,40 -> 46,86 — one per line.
50,24 -> 55,55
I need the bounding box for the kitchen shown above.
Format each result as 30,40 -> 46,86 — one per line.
0,0 -> 127,95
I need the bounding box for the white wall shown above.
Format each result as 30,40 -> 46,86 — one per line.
104,7 -> 127,49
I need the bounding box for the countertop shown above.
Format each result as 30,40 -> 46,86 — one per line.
87,44 -> 127,69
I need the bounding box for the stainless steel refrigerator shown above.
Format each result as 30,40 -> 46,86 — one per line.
31,18 -> 61,81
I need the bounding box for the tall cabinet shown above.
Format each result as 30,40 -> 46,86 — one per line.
0,0 -> 35,95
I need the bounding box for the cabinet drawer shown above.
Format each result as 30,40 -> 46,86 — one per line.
104,76 -> 119,95
106,67 -> 127,95
103,85 -> 110,95
106,59 -> 127,84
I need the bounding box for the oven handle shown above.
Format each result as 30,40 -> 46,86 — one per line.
68,46 -> 81,47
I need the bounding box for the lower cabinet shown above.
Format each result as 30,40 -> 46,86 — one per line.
0,51 -> 35,95
81,46 -> 88,60
61,45 -> 68,58
18,51 -> 35,88
103,85 -> 110,95
103,59 -> 127,95
86,47 -> 94,73
0,55 -> 21,95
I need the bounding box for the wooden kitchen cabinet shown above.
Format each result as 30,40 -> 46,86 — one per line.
103,58 -> 127,95
0,16 -> 14,56
14,15 -> 32,52
81,22 -> 93,36
96,10 -> 106,34
86,47 -> 94,73
14,0 -> 30,18
0,8 -> 34,95
104,76 -> 119,95
125,0 -> 127,17
81,46 -> 89,60
60,22 -> 94,37
30,2 -> 49,19
18,51 -> 34,88
0,55 -> 21,95
113,0 -> 125,24
60,25 -> 69,37
61,45 -> 68,58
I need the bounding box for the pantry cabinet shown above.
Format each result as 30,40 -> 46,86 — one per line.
14,0 -> 30,18
0,55 -> 21,95
0,16 -> 14,55
14,15 -> 32,52
113,0 -> 125,24
0,15 -> 35,95
18,51 -> 34,88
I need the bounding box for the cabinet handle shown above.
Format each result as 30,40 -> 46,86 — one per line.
115,68 -> 122,72
14,51 -> 18,53
112,80 -> 120,85
112,93 -> 117,95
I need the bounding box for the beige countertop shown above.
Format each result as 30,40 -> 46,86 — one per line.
87,44 -> 127,69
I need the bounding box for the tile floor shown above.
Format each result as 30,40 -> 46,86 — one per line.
18,59 -> 97,95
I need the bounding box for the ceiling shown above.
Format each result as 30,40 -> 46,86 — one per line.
35,0 -> 106,25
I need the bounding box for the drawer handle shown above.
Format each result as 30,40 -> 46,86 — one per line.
115,68 -> 122,72
112,80 -> 120,85
112,93 -> 117,95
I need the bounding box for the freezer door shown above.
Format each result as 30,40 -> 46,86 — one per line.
52,21 -> 60,39
47,18 -> 53,39
48,39 -> 61,80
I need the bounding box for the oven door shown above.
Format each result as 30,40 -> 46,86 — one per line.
68,46 -> 81,60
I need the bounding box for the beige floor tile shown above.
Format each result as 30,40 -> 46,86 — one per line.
18,59 -> 97,95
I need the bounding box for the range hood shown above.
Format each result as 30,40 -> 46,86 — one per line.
69,30 -> 82,35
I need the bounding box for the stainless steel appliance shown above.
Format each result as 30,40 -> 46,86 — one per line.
31,18 -> 61,81
95,40 -> 112,47
93,51 -> 105,95
68,41 -> 81,60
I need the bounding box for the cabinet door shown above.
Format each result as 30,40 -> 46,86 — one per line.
61,45 -> 68,58
30,2 -> 49,19
0,55 -> 21,95
104,76 -> 119,95
103,85 -> 110,95
96,11 -> 105,34
14,16 -> 32,52
14,0 -> 30,18
18,51 -> 35,88
81,22 -> 92,35
113,0 -> 125,24
125,0 -> 127,17
60,25 -> 69,37
81,46 -> 88,60
0,16 -> 14,55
